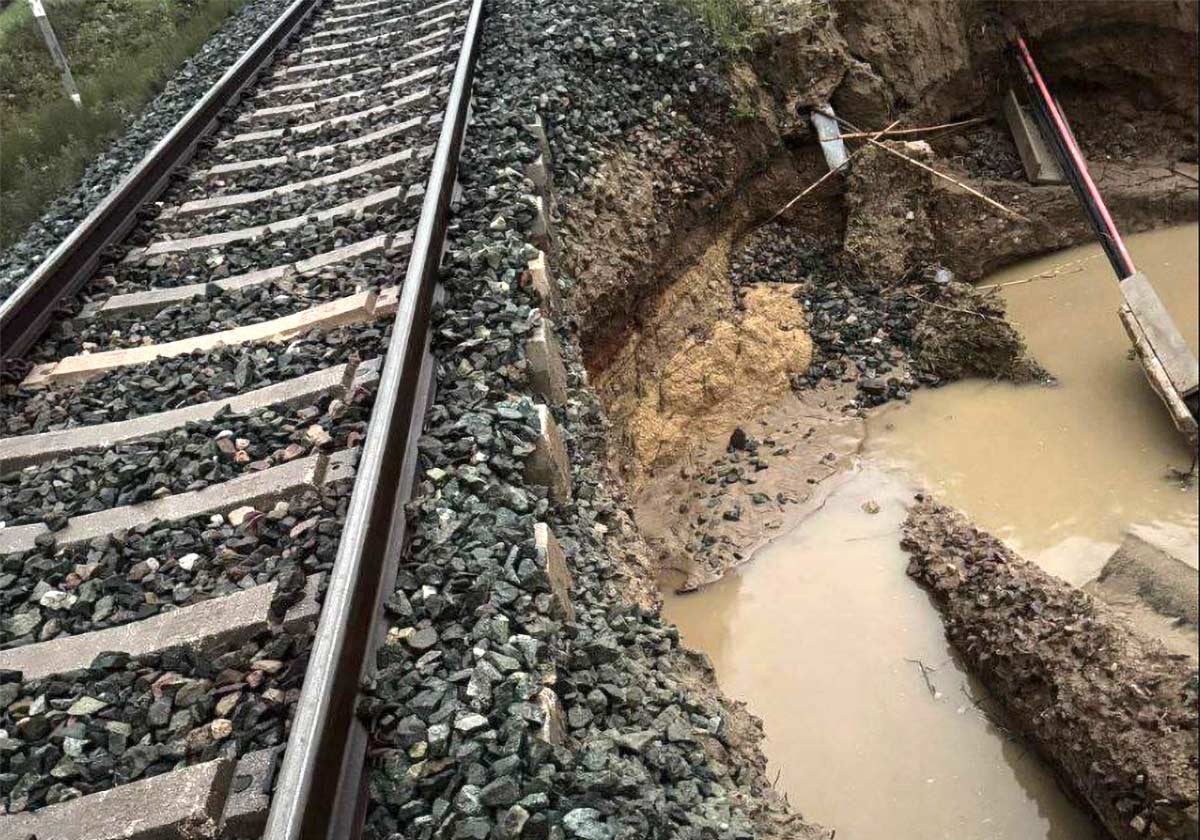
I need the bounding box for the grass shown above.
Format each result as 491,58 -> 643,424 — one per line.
679,0 -> 762,53
0,0 -> 245,247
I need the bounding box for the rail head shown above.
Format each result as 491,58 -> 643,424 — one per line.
0,0 -> 324,362
260,0 -> 486,838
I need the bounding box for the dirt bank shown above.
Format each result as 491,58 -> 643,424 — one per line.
568,0 -> 1197,589
903,499 -> 1199,840
567,0 -> 1198,362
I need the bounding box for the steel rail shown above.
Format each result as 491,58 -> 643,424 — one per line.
261,0 -> 484,836
0,0 -> 324,362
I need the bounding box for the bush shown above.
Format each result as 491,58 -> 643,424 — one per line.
679,0 -> 760,53
0,0 -> 243,246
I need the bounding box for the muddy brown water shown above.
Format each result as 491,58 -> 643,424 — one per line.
868,223 -> 1199,585
663,225 -> 1198,838
664,466 -> 1105,840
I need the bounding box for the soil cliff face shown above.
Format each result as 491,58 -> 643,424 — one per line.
567,0 -> 1199,366
834,0 -> 1199,156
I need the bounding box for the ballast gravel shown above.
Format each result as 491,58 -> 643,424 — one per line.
361,1 -> 822,839
0,389 -> 368,527
109,208 -> 418,295
0,482 -> 349,650
0,633 -> 306,813
33,269 -> 389,360
1,325 -> 389,435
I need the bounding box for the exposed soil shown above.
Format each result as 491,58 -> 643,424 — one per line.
636,382 -> 863,592
903,498 -> 1199,840
550,2 -> 1199,838
567,0 -> 1198,589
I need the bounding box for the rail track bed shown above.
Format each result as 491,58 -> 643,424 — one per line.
0,0 -> 482,835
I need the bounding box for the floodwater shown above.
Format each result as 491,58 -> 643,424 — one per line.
664,466 -> 1104,839
662,225 -> 1200,839
868,224 -> 1199,585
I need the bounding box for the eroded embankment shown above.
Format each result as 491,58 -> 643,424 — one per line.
559,2 -> 1199,839
359,2 -> 836,839
574,0 -> 1197,590
903,500 -> 1199,840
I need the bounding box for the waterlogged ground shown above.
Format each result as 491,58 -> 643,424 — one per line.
868,224 -> 1199,585
664,467 -> 1104,840
663,225 -> 1200,839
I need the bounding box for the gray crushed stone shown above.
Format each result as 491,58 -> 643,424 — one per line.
360,2 -> 818,839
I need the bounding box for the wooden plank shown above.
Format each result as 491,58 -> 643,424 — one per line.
1120,271 -> 1199,396
1119,302 -> 1199,448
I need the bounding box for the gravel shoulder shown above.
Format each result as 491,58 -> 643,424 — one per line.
359,1 -> 829,838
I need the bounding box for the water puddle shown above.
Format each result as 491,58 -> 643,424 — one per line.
662,225 -> 1199,838
867,223 -> 1198,585
664,466 -> 1104,839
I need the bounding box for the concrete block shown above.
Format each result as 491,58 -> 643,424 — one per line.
25,289 -> 392,387
525,405 -> 571,503
525,153 -> 552,197
169,150 -> 416,217
536,687 -> 568,746
525,311 -> 568,406
1003,90 -> 1065,185
1,363 -> 354,471
125,186 -> 402,260
1097,526 -> 1199,625
221,748 -> 280,836
0,757 -> 233,840
415,0 -> 459,16
534,522 -> 575,622
86,231 -> 406,321
315,8 -> 386,28
0,577 -> 315,681
298,18 -> 451,58
0,454 -> 327,556
525,250 -> 560,313
236,87 -> 366,124
331,0 -> 392,12
198,114 -> 427,178
527,195 -> 555,253
221,100 -> 396,147
523,113 -> 552,163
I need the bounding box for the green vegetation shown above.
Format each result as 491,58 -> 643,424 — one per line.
0,0 -> 245,247
679,0 -> 761,53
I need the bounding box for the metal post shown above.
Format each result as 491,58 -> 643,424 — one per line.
28,0 -> 83,108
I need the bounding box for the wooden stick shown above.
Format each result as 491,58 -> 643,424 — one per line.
906,291 -> 1000,321
977,253 -> 1103,290
837,116 -> 987,140
760,118 -> 903,228
859,133 -> 1030,222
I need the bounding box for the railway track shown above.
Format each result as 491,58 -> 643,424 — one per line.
0,0 -> 484,835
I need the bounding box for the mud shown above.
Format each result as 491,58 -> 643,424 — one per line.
636,382 -> 863,592
560,3 -> 1200,839
903,499 -> 1199,840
